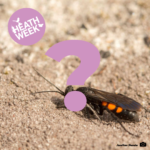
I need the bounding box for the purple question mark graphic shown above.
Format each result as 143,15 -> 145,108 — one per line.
46,40 -> 100,111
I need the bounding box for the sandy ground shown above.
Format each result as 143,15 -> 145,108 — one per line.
0,0 -> 150,150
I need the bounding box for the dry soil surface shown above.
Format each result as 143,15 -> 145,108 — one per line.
0,0 -> 150,150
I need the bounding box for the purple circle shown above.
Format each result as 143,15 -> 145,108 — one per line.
64,91 -> 87,112
8,8 -> 46,46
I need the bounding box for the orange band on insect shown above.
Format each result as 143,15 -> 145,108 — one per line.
116,107 -> 123,113
107,103 -> 116,110
102,101 -> 108,106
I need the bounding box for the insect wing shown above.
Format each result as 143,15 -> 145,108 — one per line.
77,87 -> 142,111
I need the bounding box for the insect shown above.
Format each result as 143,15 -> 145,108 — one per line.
33,68 -> 142,137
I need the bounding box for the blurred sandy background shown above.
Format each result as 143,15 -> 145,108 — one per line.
0,0 -> 150,150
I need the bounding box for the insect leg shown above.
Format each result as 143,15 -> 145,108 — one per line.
104,107 -> 139,137
86,103 -> 101,121
91,104 -> 100,115
99,103 -> 104,116
84,105 -> 90,119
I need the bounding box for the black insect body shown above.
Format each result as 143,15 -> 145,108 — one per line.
75,87 -> 141,122
33,68 -> 142,137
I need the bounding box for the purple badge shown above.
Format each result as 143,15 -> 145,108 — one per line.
8,8 -> 46,45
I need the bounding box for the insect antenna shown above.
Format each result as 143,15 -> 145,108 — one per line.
33,67 -> 65,96
35,90 -> 63,95
105,107 -> 139,137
